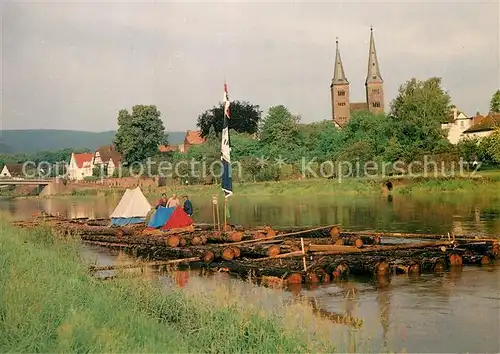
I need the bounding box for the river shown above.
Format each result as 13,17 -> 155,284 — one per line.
2,193 -> 499,353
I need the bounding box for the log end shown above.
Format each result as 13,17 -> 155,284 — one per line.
231,246 -> 241,258
480,255 -> 492,265
373,236 -> 382,245
167,235 -> 180,248
286,272 -> 303,284
305,272 -> 320,284
229,231 -> 244,242
116,229 -> 124,238
433,260 -> 446,273
202,250 -> 214,263
354,238 -> 364,249
267,245 -> 281,257
222,247 -> 235,261
179,237 -> 187,247
333,262 -> 349,278
449,253 -> 463,267
254,232 -> 266,240
191,235 -> 202,246
492,244 -> 500,258
375,260 -> 390,276
408,261 -> 421,275
223,224 -> 232,232
330,225 -> 341,238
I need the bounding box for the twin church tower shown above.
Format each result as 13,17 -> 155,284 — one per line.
330,27 -> 384,127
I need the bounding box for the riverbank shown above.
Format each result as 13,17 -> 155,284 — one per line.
5,171 -> 500,200
0,218 -> 340,353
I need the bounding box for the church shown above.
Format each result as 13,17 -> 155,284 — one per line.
330,27 -> 385,128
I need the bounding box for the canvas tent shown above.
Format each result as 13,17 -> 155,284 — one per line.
110,187 -> 152,226
147,206 -> 193,231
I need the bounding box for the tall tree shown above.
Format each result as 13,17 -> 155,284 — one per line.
259,105 -> 304,161
389,77 -> 452,161
197,101 -> 261,138
490,90 -> 500,113
114,105 -> 166,164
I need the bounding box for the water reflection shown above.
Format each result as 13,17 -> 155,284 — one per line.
1,193 -> 499,236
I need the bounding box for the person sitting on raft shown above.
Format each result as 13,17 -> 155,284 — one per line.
183,195 -> 193,217
156,193 -> 168,209
167,193 -> 180,207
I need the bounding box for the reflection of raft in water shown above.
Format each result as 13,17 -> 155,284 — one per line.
13,216 -> 500,283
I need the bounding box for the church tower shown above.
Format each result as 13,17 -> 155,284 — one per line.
331,39 -> 350,127
365,27 -> 384,114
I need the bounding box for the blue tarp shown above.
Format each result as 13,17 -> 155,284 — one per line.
147,206 -> 175,228
111,217 -> 145,226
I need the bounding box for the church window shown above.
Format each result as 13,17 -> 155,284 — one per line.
338,101 -> 346,106
338,90 -> 345,96
372,101 -> 381,108
372,88 -> 380,94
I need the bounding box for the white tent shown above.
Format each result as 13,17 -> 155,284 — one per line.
110,187 -> 152,226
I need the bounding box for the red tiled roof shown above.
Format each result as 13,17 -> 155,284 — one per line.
94,145 -> 116,164
159,145 -> 177,153
3,164 -> 24,176
184,130 -> 205,145
464,113 -> 500,133
73,153 -> 94,168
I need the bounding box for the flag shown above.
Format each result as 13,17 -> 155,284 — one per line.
221,82 -> 233,201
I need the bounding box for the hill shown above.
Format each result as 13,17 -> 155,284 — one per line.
0,130 -> 186,153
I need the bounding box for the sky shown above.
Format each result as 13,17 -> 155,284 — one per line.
2,0 -> 499,132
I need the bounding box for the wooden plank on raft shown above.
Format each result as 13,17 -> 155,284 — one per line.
308,241 -> 453,254
89,257 -> 201,272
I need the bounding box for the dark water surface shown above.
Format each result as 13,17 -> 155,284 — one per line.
2,194 -> 500,353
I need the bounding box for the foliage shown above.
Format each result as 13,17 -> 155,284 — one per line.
197,101 -> 261,138
490,90 -> 500,113
484,128 -> 500,163
389,77 -> 452,161
114,105 -> 166,164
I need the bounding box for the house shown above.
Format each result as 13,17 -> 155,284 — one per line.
67,153 -> 94,180
441,108 -> 473,144
93,145 -> 121,177
1,164 -> 25,178
159,145 -> 178,153
183,130 -> 205,153
461,112 -> 500,140
107,152 -> 121,177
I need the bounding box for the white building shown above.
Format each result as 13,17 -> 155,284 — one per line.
441,108 -> 473,144
67,153 -> 94,180
461,113 -> 500,140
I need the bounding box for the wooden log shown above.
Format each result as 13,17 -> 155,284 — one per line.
231,246 -> 241,258
492,244 -> 500,258
356,230 -> 498,241
286,272 -> 303,284
330,225 -> 341,239
179,237 -> 187,247
448,253 -> 463,267
392,259 -> 421,275
89,257 -> 201,272
421,257 -> 447,273
206,231 -> 244,243
201,247 -> 236,263
308,241 -> 452,255
239,244 -> 281,258
167,235 -> 180,248
339,235 -> 364,248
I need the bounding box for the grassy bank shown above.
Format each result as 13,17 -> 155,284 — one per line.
32,170 -> 500,200
0,217 -> 340,353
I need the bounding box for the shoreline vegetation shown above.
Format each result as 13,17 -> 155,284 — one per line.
5,171 -> 500,200
0,218 -> 345,353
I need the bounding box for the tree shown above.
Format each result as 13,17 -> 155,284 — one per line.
114,105 -> 165,164
197,101 -> 261,138
389,77 -> 452,161
485,128 -> 500,163
259,105 -> 304,162
490,90 -> 500,113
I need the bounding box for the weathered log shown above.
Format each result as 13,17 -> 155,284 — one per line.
308,241 -> 452,255
89,257 -> 201,272
239,244 -> 281,258
448,253 -> 463,267
231,246 -> 241,258
206,231 -> 244,243
392,259 -> 421,275
339,236 -> 364,248
167,235 -> 180,248
421,257 -> 447,273
201,247 -> 236,263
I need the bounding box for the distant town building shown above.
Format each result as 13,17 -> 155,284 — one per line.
331,27 -> 385,127
68,153 -> 94,180
183,130 -> 205,153
461,112 -> 500,140
441,108 -> 473,144
92,145 -> 121,177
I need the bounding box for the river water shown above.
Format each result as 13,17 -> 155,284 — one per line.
2,193 -> 500,353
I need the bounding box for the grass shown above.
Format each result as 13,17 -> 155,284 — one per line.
0,216 -> 342,353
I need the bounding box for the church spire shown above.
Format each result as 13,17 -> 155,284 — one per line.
366,27 -> 383,84
332,38 -> 349,85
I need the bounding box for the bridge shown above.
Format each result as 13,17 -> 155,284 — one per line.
0,178 -> 53,186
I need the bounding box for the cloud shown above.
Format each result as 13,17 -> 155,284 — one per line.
2,0 -> 498,132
